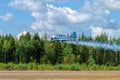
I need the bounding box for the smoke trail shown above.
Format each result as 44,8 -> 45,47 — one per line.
67,41 -> 120,52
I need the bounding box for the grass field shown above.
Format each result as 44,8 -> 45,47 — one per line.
0,71 -> 120,80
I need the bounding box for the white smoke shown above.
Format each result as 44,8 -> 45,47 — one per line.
67,41 -> 120,52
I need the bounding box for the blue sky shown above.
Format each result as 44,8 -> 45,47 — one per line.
0,0 -> 120,38
0,0 -> 34,35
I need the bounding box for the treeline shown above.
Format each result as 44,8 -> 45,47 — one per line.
0,32 -> 120,66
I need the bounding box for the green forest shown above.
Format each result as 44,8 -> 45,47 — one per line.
0,32 -> 120,70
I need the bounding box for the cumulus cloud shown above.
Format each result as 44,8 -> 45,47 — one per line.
17,30 -> 27,39
0,13 -> 13,21
95,0 -> 120,11
9,0 -> 120,38
17,30 -> 34,39
90,26 -> 103,38
9,0 -> 91,34
45,0 -> 68,2
82,0 -> 120,38
90,26 -> 120,39
9,0 -> 47,12
82,0 -> 119,29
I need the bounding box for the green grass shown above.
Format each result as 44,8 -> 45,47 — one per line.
0,63 -> 120,71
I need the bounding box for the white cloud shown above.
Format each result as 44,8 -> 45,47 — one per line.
90,26 -> 120,39
9,0 -> 91,28
82,0 -> 120,29
45,0 -> 68,2
0,30 -> 4,35
0,13 -> 13,21
30,4 -> 91,33
17,30 -> 27,39
9,0 -> 47,12
95,0 -> 120,11
90,26 -> 103,38
105,10 -> 110,15
9,0 -> 120,38
17,30 -> 33,39
47,4 -> 91,24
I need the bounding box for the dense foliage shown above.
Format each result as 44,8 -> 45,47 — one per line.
0,32 -> 120,67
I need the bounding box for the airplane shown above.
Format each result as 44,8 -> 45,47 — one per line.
51,32 -> 77,42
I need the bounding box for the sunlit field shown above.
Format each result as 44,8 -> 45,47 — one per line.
0,71 -> 120,80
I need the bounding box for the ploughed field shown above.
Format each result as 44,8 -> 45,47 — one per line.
0,71 -> 120,80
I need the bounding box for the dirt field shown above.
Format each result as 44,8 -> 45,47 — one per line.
0,71 -> 120,80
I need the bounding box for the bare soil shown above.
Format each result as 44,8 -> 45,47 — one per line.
0,71 -> 120,80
